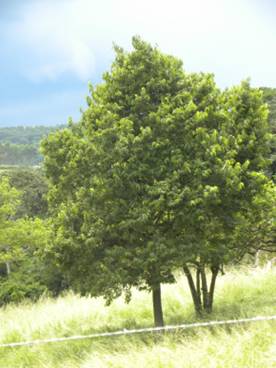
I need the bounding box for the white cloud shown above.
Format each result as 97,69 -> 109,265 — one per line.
11,0 -> 98,81
8,0 -> 276,86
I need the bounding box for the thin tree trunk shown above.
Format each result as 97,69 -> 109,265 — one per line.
254,250 -> 260,267
152,283 -> 164,327
6,262 -> 11,275
184,262 -> 220,315
196,267 -> 202,308
208,266 -> 219,312
183,265 -> 202,315
200,265 -> 209,311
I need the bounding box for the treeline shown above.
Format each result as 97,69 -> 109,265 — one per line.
0,126 -> 64,145
0,125 -> 64,166
0,144 -> 40,166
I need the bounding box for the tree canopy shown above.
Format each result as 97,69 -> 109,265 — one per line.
42,37 -> 275,325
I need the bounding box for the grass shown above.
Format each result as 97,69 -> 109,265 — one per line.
0,266 -> 275,367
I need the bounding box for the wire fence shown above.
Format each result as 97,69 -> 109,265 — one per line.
0,315 -> 275,349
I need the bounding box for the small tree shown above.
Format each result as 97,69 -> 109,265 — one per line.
0,177 -> 22,272
177,82 -> 275,314
0,177 -> 50,303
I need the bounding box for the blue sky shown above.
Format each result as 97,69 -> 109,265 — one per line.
0,0 -> 276,127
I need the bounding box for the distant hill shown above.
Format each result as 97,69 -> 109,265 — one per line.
0,125 -> 64,166
0,125 -> 65,146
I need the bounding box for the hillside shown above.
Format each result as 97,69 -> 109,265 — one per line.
0,125 -> 64,166
0,266 -> 275,368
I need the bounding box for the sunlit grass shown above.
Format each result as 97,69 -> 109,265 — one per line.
0,266 -> 275,367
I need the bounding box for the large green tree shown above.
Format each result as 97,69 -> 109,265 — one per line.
42,38 -> 275,325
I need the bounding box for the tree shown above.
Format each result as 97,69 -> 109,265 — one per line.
42,37 -> 275,324
43,37 -> 187,326
0,177 -> 48,266
0,167 -> 48,219
0,177 -> 21,270
0,177 -> 51,304
178,81 -> 275,314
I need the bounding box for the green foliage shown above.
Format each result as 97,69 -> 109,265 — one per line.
0,177 -> 57,304
261,87 -> 276,131
0,143 -> 40,166
0,250 -> 66,305
260,87 -> 276,181
42,37 -> 275,319
0,167 -> 48,218
0,177 -> 22,264
0,268 -> 47,306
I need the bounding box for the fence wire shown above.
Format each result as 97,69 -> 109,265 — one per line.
0,315 -> 275,348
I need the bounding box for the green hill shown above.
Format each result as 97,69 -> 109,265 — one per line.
0,125 -> 64,166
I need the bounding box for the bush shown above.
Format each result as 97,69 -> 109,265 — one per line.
0,257 -> 69,306
0,273 -> 47,305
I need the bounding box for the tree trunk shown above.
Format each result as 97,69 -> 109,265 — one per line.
152,283 -> 164,327
6,262 -> 11,275
196,267 -> 202,308
183,265 -> 202,315
208,266 -> 219,312
184,263 -> 220,315
200,265 -> 210,311
254,250 -> 260,267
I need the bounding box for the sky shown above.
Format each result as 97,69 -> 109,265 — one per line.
0,0 -> 276,127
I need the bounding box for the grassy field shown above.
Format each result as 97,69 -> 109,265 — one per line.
0,266 -> 275,367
